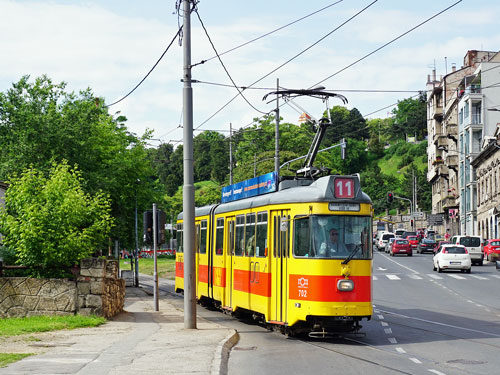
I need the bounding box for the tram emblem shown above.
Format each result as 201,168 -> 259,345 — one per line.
297,277 -> 309,289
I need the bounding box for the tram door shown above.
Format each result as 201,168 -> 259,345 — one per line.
270,210 -> 290,323
224,217 -> 235,309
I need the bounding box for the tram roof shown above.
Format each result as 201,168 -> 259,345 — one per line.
178,175 -> 372,220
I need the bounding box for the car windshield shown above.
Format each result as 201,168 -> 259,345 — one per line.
396,240 -> 408,244
423,239 -> 435,244
382,234 -> 394,240
408,236 -> 417,240
293,215 -> 372,259
445,246 -> 466,254
490,241 -> 500,246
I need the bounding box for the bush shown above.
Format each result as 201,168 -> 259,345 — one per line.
0,161 -> 114,277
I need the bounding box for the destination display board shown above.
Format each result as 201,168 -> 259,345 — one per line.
221,172 -> 277,203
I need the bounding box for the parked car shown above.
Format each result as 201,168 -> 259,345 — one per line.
417,238 -> 436,254
483,239 -> 500,262
390,239 -> 412,256
434,241 -> 450,255
433,244 -> 471,273
407,235 -> 419,250
434,234 -> 444,242
385,238 -> 396,253
450,235 -> 483,266
376,232 -> 395,251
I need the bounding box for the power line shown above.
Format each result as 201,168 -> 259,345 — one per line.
105,26 -> 183,108
191,0 -> 344,67
310,0 -> 463,88
194,0 -> 378,131
194,7 -> 267,114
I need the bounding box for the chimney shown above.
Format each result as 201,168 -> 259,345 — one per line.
432,69 -> 436,82
427,74 -> 431,83
451,63 -> 456,73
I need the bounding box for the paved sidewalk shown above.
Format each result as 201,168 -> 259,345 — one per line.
0,287 -> 238,375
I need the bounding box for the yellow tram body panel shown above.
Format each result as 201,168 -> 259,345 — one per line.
175,174 -> 374,333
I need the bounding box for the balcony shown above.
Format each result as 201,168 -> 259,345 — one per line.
446,154 -> 458,167
445,123 -> 458,136
434,164 -> 449,176
442,195 -> 458,209
433,133 -> 448,148
433,106 -> 443,121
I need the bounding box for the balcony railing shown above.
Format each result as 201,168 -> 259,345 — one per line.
471,113 -> 482,125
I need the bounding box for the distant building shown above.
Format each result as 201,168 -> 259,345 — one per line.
426,50 -> 500,236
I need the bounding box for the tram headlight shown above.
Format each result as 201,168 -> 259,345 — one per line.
337,279 -> 354,292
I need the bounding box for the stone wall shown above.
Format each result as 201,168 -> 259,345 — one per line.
0,258 -> 125,319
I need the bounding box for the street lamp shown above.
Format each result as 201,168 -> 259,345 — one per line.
134,178 -> 140,287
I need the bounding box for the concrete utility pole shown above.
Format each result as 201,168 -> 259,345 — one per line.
153,203 -> 159,311
182,0 -> 196,329
275,78 -> 280,178
229,123 -> 233,184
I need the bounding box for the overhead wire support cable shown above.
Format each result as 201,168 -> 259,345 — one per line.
105,26 -> 183,108
194,8 -> 267,114
191,0 -> 344,68
195,0 -> 378,130
310,0 -> 463,89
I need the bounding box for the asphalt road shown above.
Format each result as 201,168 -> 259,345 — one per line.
144,252 -> 500,375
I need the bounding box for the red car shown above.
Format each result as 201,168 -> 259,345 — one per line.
390,238 -> 412,256
407,235 -> 419,250
483,239 -> 500,261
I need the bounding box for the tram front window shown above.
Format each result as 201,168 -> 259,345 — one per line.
293,215 -> 371,259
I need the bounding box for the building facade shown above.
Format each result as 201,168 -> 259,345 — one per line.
427,50 -> 500,236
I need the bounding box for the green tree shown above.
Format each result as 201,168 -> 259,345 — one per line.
0,75 -> 157,249
391,92 -> 427,140
0,162 -> 114,277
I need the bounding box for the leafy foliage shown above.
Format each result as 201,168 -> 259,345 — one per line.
0,162 -> 114,277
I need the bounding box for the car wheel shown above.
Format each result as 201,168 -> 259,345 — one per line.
437,263 -> 442,273
466,268 -> 471,273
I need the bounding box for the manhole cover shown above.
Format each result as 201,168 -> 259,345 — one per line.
233,346 -> 257,351
447,359 -> 486,365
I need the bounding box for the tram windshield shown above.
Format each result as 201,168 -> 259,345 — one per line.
294,215 -> 372,260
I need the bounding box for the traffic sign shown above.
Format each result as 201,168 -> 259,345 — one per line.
412,211 -> 424,218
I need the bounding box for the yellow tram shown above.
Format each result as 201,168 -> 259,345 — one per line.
175,173 -> 373,335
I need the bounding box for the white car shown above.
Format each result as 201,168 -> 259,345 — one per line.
385,238 -> 395,253
433,244 -> 471,273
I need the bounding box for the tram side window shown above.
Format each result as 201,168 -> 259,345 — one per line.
176,223 -> 183,253
199,220 -> 207,254
235,215 -> 245,256
256,212 -> 268,257
294,216 -> 311,257
215,218 -> 224,255
245,213 -> 256,256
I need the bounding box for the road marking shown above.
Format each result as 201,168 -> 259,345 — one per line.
396,347 -> 406,354
410,358 -> 422,364
428,370 -> 446,375
377,267 -> 387,271
490,274 -> 500,279
373,276 -> 378,280
388,337 -> 397,344
382,253 -> 420,274
376,309 -> 500,338
386,274 -> 401,280
447,274 -> 466,279
408,274 -> 423,279
378,315 -> 384,320
470,275 -> 488,280
384,328 -> 392,334
427,274 -> 443,279
381,322 -> 388,327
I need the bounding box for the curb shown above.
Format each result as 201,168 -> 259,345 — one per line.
211,330 -> 239,375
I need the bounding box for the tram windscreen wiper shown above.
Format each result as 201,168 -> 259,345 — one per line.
342,244 -> 361,265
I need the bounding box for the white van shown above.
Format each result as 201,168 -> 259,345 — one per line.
376,232 -> 395,251
450,235 -> 483,265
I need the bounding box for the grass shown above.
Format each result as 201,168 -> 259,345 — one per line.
0,353 -> 34,368
0,315 -> 107,338
120,257 -> 176,279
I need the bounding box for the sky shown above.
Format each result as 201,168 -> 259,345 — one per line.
1,0 -> 500,147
